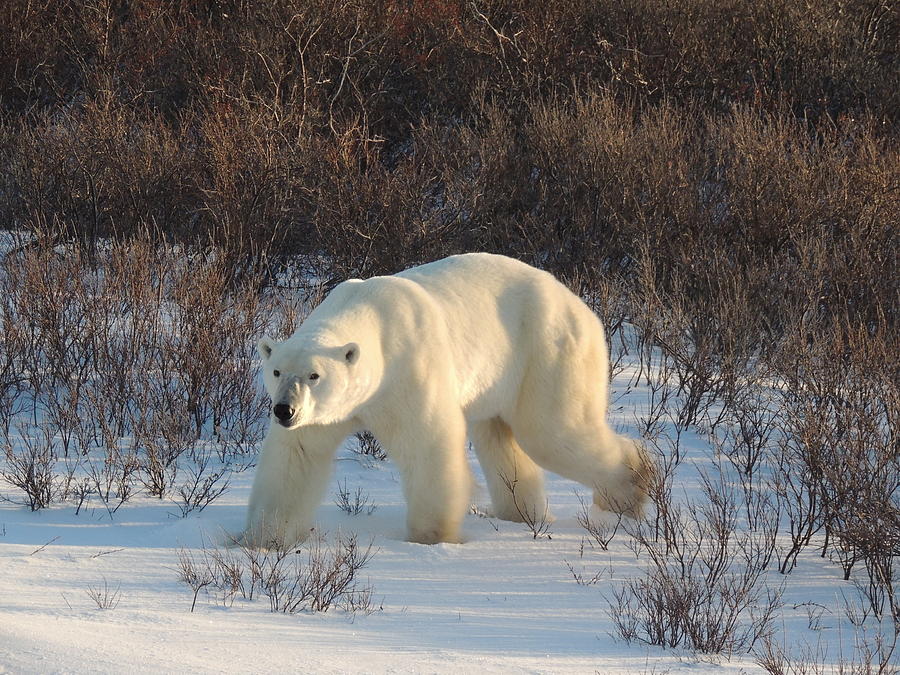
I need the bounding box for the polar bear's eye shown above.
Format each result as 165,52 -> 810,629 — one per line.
273,370 -> 280,377
309,373 -> 319,381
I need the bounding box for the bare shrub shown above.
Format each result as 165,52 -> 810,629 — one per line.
1,422 -> 63,511
1,0 -> 894,280
0,231 -> 271,512
715,388 -> 778,483
277,533 -> 378,614
174,447 -> 231,518
85,577 -> 122,611
632,349 -> 683,460
625,241 -> 769,438
839,604 -> 900,675
574,492 -> 623,552
0,251 -> 27,437
83,444 -> 139,516
610,467 -> 781,654
639,433 -> 683,550
2,0 -> 898,132
178,533 -> 378,616
237,533 -> 379,615
176,547 -> 214,613
564,532 -> 610,587
353,431 -> 387,461
755,602 -> 900,675
204,545 -> 248,608
766,312 -> 900,614
334,479 -> 376,516
770,425 -> 824,576
499,471 -> 552,540
565,558 -> 607,587
135,420 -> 184,500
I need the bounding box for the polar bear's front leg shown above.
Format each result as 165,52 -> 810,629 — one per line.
242,421 -> 351,549
374,407 -> 471,545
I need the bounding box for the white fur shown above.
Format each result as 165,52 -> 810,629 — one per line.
243,253 -> 650,547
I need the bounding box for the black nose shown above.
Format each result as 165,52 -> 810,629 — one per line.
273,403 -> 294,421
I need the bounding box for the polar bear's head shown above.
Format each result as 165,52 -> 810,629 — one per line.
257,336 -> 361,429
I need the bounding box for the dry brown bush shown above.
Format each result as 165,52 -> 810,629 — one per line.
177,532 -> 378,615
0,1 -> 896,283
1,1 -> 896,122
0,230 -> 272,511
610,464 -> 781,654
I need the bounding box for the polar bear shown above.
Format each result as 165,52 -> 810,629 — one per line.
243,253 -> 651,546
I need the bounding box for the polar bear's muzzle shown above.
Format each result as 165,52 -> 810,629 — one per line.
270,375 -> 311,427
273,403 -> 296,426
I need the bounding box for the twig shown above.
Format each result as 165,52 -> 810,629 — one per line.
30,536 -> 60,556
91,548 -> 124,559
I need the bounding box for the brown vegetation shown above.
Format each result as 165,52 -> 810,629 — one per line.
0,1 -> 897,280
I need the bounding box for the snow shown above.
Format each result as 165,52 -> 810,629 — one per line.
1,351 -> 895,674
0,479 -> 745,674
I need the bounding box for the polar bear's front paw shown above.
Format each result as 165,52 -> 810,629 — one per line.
229,522 -> 300,551
407,524 -> 464,545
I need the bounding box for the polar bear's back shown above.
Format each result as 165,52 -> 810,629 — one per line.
397,253 -> 608,417
398,252 -> 546,291
397,252 -> 600,340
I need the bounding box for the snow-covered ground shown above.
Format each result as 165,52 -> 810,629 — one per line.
1,359 -> 894,674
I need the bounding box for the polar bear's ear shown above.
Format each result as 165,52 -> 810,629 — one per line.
342,342 -> 360,365
258,336 -> 276,361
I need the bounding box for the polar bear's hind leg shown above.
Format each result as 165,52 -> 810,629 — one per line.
469,417 -> 545,522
